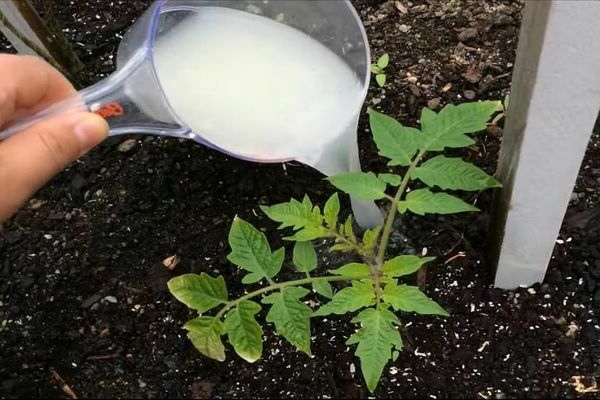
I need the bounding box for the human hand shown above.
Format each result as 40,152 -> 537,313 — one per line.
0,54 -> 108,222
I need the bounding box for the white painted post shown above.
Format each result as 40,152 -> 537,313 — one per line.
489,1 -> 600,289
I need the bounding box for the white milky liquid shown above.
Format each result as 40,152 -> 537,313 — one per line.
152,7 -> 382,227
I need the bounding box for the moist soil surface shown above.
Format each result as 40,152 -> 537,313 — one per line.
2,0 -> 600,398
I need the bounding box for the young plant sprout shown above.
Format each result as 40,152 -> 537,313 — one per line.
371,53 -> 390,87
168,101 -> 503,392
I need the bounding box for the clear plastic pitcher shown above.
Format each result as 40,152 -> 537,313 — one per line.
0,0 -> 383,227
0,0 -> 368,156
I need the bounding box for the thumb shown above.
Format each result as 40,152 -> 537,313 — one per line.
0,112 -> 108,220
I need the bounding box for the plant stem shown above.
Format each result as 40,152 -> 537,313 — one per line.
215,274 -> 370,319
376,149 -> 426,265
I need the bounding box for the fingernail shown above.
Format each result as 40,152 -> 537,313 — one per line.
74,114 -> 109,156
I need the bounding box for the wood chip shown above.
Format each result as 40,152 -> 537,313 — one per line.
29,199 -> 47,210
572,376 -> 600,393
408,84 -> 421,96
163,255 -> 181,270
117,139 -> 137,153
50,369 -> 78,399
394,1 -> 407,13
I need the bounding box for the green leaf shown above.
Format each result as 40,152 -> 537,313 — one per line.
346,308 -> 403,392
330,243 -> 356,252
418,101 -> 501,151
329,262 -> 370,277
377,53 -> 389,69
398,188 -> 479,215
378,173 -> 402,186
262,287 -> 312,355
411,156 -> 502,191
343,215 -> 356,243
382,282 -> 449,316
313,281 -> 374,316
224,300 -> 263,362
368,109 -> 419,166
293,241 -> 317,273
327,172 -> 387,200
323,193 -> 340,229
228,217 -> 284,283
260,196 -> 323,230
313,280 -> 334,298
362,225 -> 382,251
168,273 -> 228,313
184,317 -> 226,361
376,74 -> 386,87
284,226 -> 327,241
371,64 -> 382,74
382,255 -> 435,277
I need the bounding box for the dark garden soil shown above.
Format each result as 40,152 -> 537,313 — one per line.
1,0 -> 600,398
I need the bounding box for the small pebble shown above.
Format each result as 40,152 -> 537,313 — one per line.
104,296 -> 118,304
399,24 -> 410,33
117,139 -> 137,153
464,90 -> 476,99
427,97 -> 441,109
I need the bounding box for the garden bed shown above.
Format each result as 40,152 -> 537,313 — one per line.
1,0 -> 600,398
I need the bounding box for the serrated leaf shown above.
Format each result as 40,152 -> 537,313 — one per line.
371,64 -> 382,74
284,226 -> 328,241
378,173 -> 402,186
324,193 -> 340,228
382,255 -> 435,277
184,317 -> 226,361
420,107 -> 437,126
327,172 -> 387,200
329,263 -> 370,277
368,109 -> 419,166
228,217 -> 284,283
376,74 -> 386,87
330,243 -> 356,252
346,308 -> 402,392
293,241 -> 317,273
313,280 -> 334,298
260,196 -> 322,230
411,156 -> 502,191
398,188 -> 479,215
382,282 -> 449,316
344,215 -> 356,243
224,300 -> 263,362
418,101 -> 501,151
378,53 -> 389,69
313,281 -> 374,316
362,225 -> 382,251
262,287 -> 312,355
168,273 -> 228,313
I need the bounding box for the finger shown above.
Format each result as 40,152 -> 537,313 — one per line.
0,54 -> 75,126
0,112 -> 108,221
